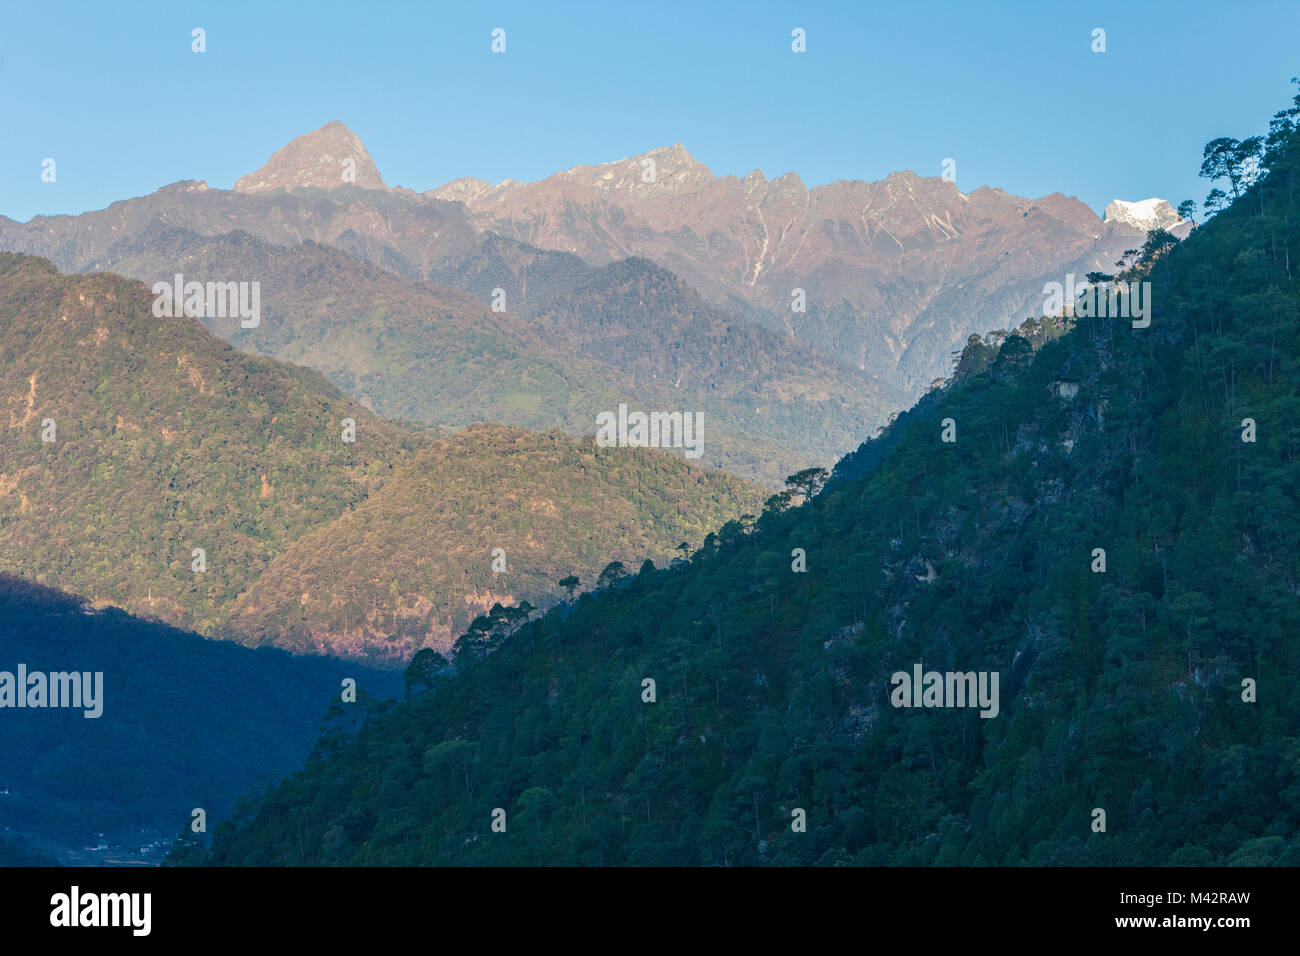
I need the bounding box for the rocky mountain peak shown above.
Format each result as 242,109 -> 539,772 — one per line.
234,122 -> 385,193
640,142 -> 707,171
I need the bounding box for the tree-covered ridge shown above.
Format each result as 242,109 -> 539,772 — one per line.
0,256 -> 760,659
97,230 -> 894,487
97,226 -> 630,433
193,85 -> 1300,866
227,423 -> 762,661
0,254 -> 414,636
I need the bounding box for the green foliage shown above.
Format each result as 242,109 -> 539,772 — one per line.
227,424 -> 760,662
160,828 -> 207,867
596,561 -> 628,590
784,467 -> 829,503
0,261 -> 760,661
404,648 -> 448,698
0,255 -> 413,638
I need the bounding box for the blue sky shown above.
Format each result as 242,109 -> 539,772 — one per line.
2,0 -> 1296,222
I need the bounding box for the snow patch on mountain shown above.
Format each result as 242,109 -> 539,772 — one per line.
1103,198 -> 1184,231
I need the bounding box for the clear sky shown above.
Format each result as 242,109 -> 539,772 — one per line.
2,0 -> 1296,223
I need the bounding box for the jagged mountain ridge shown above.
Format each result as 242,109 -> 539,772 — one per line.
423,135 -> 1155,386
2,122 -> 1155,405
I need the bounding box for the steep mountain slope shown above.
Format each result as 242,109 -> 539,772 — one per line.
192,101 -> 1300,866
0,253 -> 414,637
0,574 -> 400,862
0,255 -> 759,660
95,225 -> 633,432
235,121 -> 386,193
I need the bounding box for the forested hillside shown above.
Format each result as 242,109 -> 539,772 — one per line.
0,257 -> 759,660
227,423 -> 761,658
0,254 -> 413,637
96,227 -> 884,485
191,89 -> 1300,865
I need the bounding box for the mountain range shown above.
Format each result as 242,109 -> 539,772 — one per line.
0,122 -> 1170,483
427,137 -> 1170,386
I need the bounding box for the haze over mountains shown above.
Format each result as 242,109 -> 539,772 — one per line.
80,221 -> 882,484
0,124 -> 1200,670
0,0 -> 1293,888
0,180 -> 885,483
0,122 -> 1167,483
